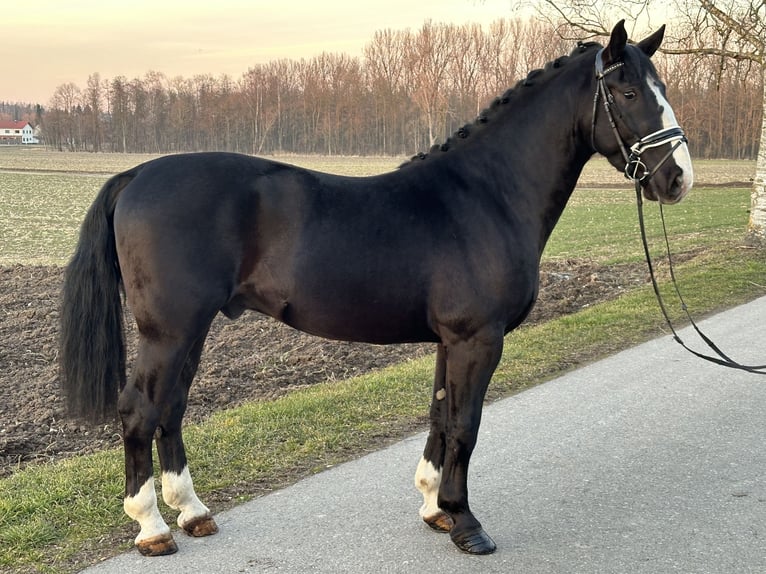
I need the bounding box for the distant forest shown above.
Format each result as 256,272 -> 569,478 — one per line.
1,19 -> 762,159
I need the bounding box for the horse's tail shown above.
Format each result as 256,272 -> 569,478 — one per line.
59,169 -> 137,422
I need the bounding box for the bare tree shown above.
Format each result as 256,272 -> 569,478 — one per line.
447,24 -> 483,128
144,72 -> 169,154
109,77 -> 130,153
521,0 -> 766,245
49,83 -> 82,151
241,65 -> 282,155
85,73 -> 103,152
409,21 -> 453,147
672,0 -> 765,245
364,29 -> 409,154
477,19 -> 523,103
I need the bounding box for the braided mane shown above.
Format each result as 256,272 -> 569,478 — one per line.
399,41 -> 602,169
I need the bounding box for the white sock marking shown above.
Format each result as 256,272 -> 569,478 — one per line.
162,466 -> 211,528
124,477 -> 170,544
414,457 -> 443,520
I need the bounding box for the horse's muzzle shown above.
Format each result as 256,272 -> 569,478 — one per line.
643,161 -> 692,205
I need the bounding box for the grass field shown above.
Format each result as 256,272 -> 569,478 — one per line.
1,148 -> 764,573
547,186 -> 753,264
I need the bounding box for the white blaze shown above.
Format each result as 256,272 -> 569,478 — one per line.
647,75 -> 694,195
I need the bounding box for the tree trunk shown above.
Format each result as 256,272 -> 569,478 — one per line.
747,71 -> 766,247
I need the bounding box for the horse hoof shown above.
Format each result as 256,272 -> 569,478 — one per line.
182,514 -> 219,537
423,511 -> 454,533
451,528 -> 497,555
135,533 -> 178,556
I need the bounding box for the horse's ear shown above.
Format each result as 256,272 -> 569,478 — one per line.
637,25 -> 666,57
603,20 -> 628,65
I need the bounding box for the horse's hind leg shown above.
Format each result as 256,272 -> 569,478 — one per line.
119,318 -> 216,556
415,343 -> 454,532
156,329 -> 218,539
119,336 -> 188,555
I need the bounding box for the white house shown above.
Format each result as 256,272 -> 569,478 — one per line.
0,120 -> 39,144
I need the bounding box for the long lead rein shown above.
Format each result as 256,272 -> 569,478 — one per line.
635,180 -> 766,374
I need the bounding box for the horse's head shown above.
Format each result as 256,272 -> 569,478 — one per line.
590,21 -> 694,204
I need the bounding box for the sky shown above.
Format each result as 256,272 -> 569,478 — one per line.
2,0 -> 518,105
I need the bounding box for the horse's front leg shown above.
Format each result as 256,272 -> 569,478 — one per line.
415,343 -> 454,533
438,330 -> 503,555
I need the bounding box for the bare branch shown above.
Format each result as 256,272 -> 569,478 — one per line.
661,46 -> 761,60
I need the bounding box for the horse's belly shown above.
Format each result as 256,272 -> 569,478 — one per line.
285,286 -> 438,344
231,270 -> 436,344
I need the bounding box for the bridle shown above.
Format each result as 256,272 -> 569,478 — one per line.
592,47 -> 766,375
591,48 -> 687,185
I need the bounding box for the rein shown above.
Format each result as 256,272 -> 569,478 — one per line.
635,183 -> 766,375
593,48 -> 766,375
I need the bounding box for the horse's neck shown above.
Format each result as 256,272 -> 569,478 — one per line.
474,71 -> 594,250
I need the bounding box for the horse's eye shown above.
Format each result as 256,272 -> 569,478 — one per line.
624,90 -> 637,100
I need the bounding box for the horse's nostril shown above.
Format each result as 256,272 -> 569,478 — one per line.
668,172 -> 691,204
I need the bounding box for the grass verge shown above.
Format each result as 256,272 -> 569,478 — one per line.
1,240 -> 765,573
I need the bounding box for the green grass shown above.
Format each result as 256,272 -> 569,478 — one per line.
546,187 -> 751,263
1,153 -> 764,572
493,245 -> 766,396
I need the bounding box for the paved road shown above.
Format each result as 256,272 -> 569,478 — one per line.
83,297 -> 766,573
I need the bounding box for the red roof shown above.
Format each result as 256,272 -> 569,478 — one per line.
0,120 -> 31,130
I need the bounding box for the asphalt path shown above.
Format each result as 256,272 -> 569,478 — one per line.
82,296 -> 766,573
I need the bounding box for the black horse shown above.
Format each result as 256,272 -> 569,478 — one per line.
60,21 -> 692,556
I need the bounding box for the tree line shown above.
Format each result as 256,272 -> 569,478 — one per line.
5,18 -> 763,159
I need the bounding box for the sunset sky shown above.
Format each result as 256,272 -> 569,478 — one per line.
2,0 -> 517,105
